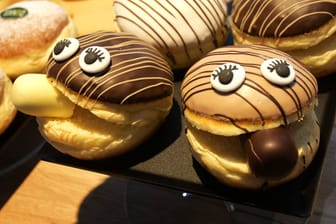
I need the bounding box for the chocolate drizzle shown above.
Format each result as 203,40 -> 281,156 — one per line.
180,45 -> 318,133
232,0 -> 336,37
114,0 -> 228,67
47,31 -> 174,104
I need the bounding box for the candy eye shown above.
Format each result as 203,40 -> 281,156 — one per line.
79,46 -> 111,74
260,58 -> 295,86
210,63 -> 246,93
52,38 -> 79,62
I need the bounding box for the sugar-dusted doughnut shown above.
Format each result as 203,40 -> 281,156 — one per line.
11,31 -> 174,160
231,0 -> 336,77
181,44 -> 319,189
113,0 -> 229,70
0,1 -> 76,79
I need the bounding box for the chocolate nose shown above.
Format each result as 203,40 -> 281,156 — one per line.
244,127 -> 298,178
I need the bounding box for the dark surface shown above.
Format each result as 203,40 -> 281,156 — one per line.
36,78 -> 336,220
0,78 -> 335,224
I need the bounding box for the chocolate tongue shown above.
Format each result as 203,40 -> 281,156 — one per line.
244,127 -> 298,178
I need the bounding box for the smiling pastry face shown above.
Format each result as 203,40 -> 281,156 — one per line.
11,31 -> 174,160
181,44 -> 320,189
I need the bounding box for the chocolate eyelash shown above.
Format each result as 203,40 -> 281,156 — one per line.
267,59 -> 289,72
212,64 -> 238,78
85,47 -> 105,63
54,39 -> 72,55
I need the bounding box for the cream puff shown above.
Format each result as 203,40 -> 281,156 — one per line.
181,44 -> 319,189
0,68 -> 16,135
11,31 -> 174,160
113,0 -> 229,70
231,0 -> 336,77
0,0 -> 77,79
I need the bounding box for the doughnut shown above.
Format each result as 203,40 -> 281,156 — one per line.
181,44 -> 320,189
0,0 -> 77,79
0,69 -> 16,135
11,31 -> 174,160
231,0 -> 336,77
113,0 -> 229,70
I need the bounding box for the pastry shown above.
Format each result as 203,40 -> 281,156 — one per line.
113,0 -> 229,70
231,0 -> 336,77
181,44 -> 320,189
0,69 -> 16,135
11,31 -> 174,160
0,0 -> 77,79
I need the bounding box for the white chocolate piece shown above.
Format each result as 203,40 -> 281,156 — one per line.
11,74 -> 75,118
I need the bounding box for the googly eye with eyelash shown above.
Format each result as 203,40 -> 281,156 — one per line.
210,63 -> 245,93
52,38 -> 79,62
79,46 -> 111,74
260,58 -> 295,86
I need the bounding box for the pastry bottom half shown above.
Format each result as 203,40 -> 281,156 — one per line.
185,110 -> 320,189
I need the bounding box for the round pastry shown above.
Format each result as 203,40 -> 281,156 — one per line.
0,0 -> 77,79
0,68 -> 16,135
113,0 -> 229,70
181,44 -> 320,189
231,0 -> 336,77
11,31 -> 174,160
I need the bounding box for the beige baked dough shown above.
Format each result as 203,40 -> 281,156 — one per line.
0,72 -> 16,134
186,111 -> 320,189
37,95 -> 172,160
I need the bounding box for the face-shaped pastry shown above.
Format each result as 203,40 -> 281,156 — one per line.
181,44 -> 320,189
231,0 -> 336,77
11,31 -> 174,159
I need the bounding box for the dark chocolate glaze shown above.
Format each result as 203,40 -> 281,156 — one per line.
244,127 -> 298,178
47,31 -> 174,104
232,0 -> 336,37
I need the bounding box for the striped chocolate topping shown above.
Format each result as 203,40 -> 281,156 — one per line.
232,0 -> 336,37
47,31 -> 174,104
181,45 -> 318,132
114,0 -> 228,67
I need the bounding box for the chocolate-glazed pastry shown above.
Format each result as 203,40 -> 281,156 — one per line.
181,44 -> 320,189
11,31 -> 174,160
231,0 -> 336,77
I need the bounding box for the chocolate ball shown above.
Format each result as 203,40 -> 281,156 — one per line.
244,127 -> 298,178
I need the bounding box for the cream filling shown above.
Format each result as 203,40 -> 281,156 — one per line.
11,73 -> 173,128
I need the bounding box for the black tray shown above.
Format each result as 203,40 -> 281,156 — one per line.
1,75 -> 335,222
35,75 -> 336,221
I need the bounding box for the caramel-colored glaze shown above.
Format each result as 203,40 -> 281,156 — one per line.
181,45 -> 318,133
